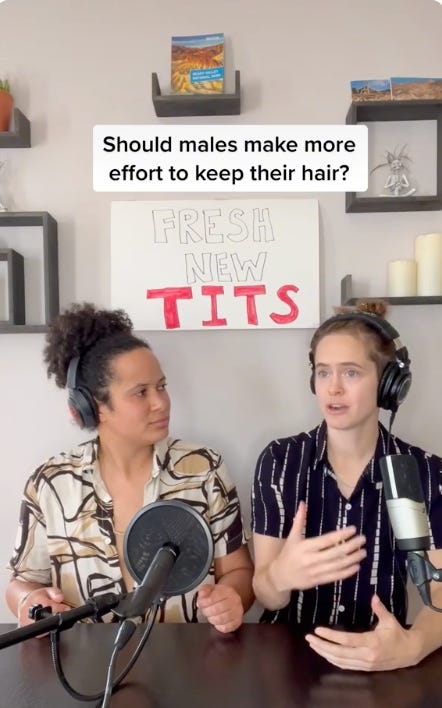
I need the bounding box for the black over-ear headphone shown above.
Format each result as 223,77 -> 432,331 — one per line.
66,357 -> 98,429
308,312 -> 412,412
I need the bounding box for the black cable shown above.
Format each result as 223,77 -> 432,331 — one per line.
100,619 -> 139,708
386,410 -> 409,623
49,603 -> 160,703
100,643 -> 120,708
386,410 -> 396,455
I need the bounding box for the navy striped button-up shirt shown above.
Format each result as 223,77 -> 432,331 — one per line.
252,422 -> 442,631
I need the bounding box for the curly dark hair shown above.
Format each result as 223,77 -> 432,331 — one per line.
309,300 -> 395,379
43,302 -> 150,406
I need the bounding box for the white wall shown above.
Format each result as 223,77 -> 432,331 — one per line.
0,0 -> 441,622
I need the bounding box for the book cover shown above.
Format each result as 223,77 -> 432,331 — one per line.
391,77 -> 442,100
350,79 -> 391,102
171,33 -> 224,94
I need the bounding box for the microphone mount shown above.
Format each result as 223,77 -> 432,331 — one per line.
408,551 -> 442,614
113,542 -> 180,620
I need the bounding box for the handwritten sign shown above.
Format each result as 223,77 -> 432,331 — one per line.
111,199 -> 319,330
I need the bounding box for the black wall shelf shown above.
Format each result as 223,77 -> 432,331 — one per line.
0,109 -> 31,148
341,274 -> 442,306
0,211 -> 59,333
151,71 -> 241,117
345,99 -> 442,213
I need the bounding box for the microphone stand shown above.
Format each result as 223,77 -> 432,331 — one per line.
408,551 -> 442,613
0,592 -> 121,650
0,589 -> 162,706
0,544 -> 179,705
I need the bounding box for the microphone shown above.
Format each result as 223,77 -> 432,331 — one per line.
113,499 -> 214,619
380,454 -> 442,610
380,454 -> 430,552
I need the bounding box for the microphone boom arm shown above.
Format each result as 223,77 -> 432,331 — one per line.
0,592 -> 121,651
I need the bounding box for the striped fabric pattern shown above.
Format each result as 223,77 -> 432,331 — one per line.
252,422 -> 442,630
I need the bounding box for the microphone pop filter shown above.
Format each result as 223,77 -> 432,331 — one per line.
123,500 -> 214,596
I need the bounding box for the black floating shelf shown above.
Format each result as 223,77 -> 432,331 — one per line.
0,108 -> 31,148
152,71 -> 241,117
345,99 -> 442,213
347,99 -> 442,123
0,324 -> 48,333
0,211 -> 59,333
341,274 -> 442,306
345,195 -> 441,213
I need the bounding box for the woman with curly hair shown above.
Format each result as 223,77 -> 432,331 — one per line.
6,303 -> 253,632
252,301 -> 442,671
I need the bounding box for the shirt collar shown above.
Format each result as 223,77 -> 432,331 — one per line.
84,436 -> 173,481
313,420 -> 394,486
313,421 -> 328,468
152,436 -> 173,477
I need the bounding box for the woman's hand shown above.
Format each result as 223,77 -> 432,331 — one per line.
197,584 -> 244,633
305,594 -> 422,671
270,501 -> 367,593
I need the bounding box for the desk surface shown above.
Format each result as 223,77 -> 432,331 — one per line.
0,622 -> 441,707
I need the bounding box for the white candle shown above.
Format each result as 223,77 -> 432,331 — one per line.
415,233 -> 442,296
387,260 -> 417,297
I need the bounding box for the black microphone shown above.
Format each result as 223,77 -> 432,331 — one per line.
113,499 -> 214,619
380,454 -> 436,608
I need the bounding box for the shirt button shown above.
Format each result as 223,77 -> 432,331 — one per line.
345,503 -> 352,510
104,537 -> 112,545
338,604 -> 345,612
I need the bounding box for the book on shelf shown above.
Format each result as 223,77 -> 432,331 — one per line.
390,77 -> 442,101
171,33 -> 224,94
350,77 -> 442,103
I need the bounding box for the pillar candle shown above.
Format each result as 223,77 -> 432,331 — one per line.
387,260 -> 417,297
415,233 -> 442,296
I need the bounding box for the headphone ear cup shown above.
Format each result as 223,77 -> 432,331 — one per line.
378,362 -> 412,412
378,362 -> 396,410
68,388 -> 98,429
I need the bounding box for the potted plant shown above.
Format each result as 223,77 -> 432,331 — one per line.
0,80 -> 13,132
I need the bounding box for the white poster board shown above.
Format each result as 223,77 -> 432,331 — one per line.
111,199 -> 319,330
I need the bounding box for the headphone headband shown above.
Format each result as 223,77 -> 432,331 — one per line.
66,356 -> 81,391
309,311 -> 412,412
313,311 -> 409,362
317,311 -> 398,341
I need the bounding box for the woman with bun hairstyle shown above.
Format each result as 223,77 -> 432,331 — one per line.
6,303 -> 253,632
252,301 -> 442,670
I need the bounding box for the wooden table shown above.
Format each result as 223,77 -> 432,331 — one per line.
0,622 -> 441,707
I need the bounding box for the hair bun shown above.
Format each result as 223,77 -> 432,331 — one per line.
355,299 -> 388,318
333,299 -> 388,319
